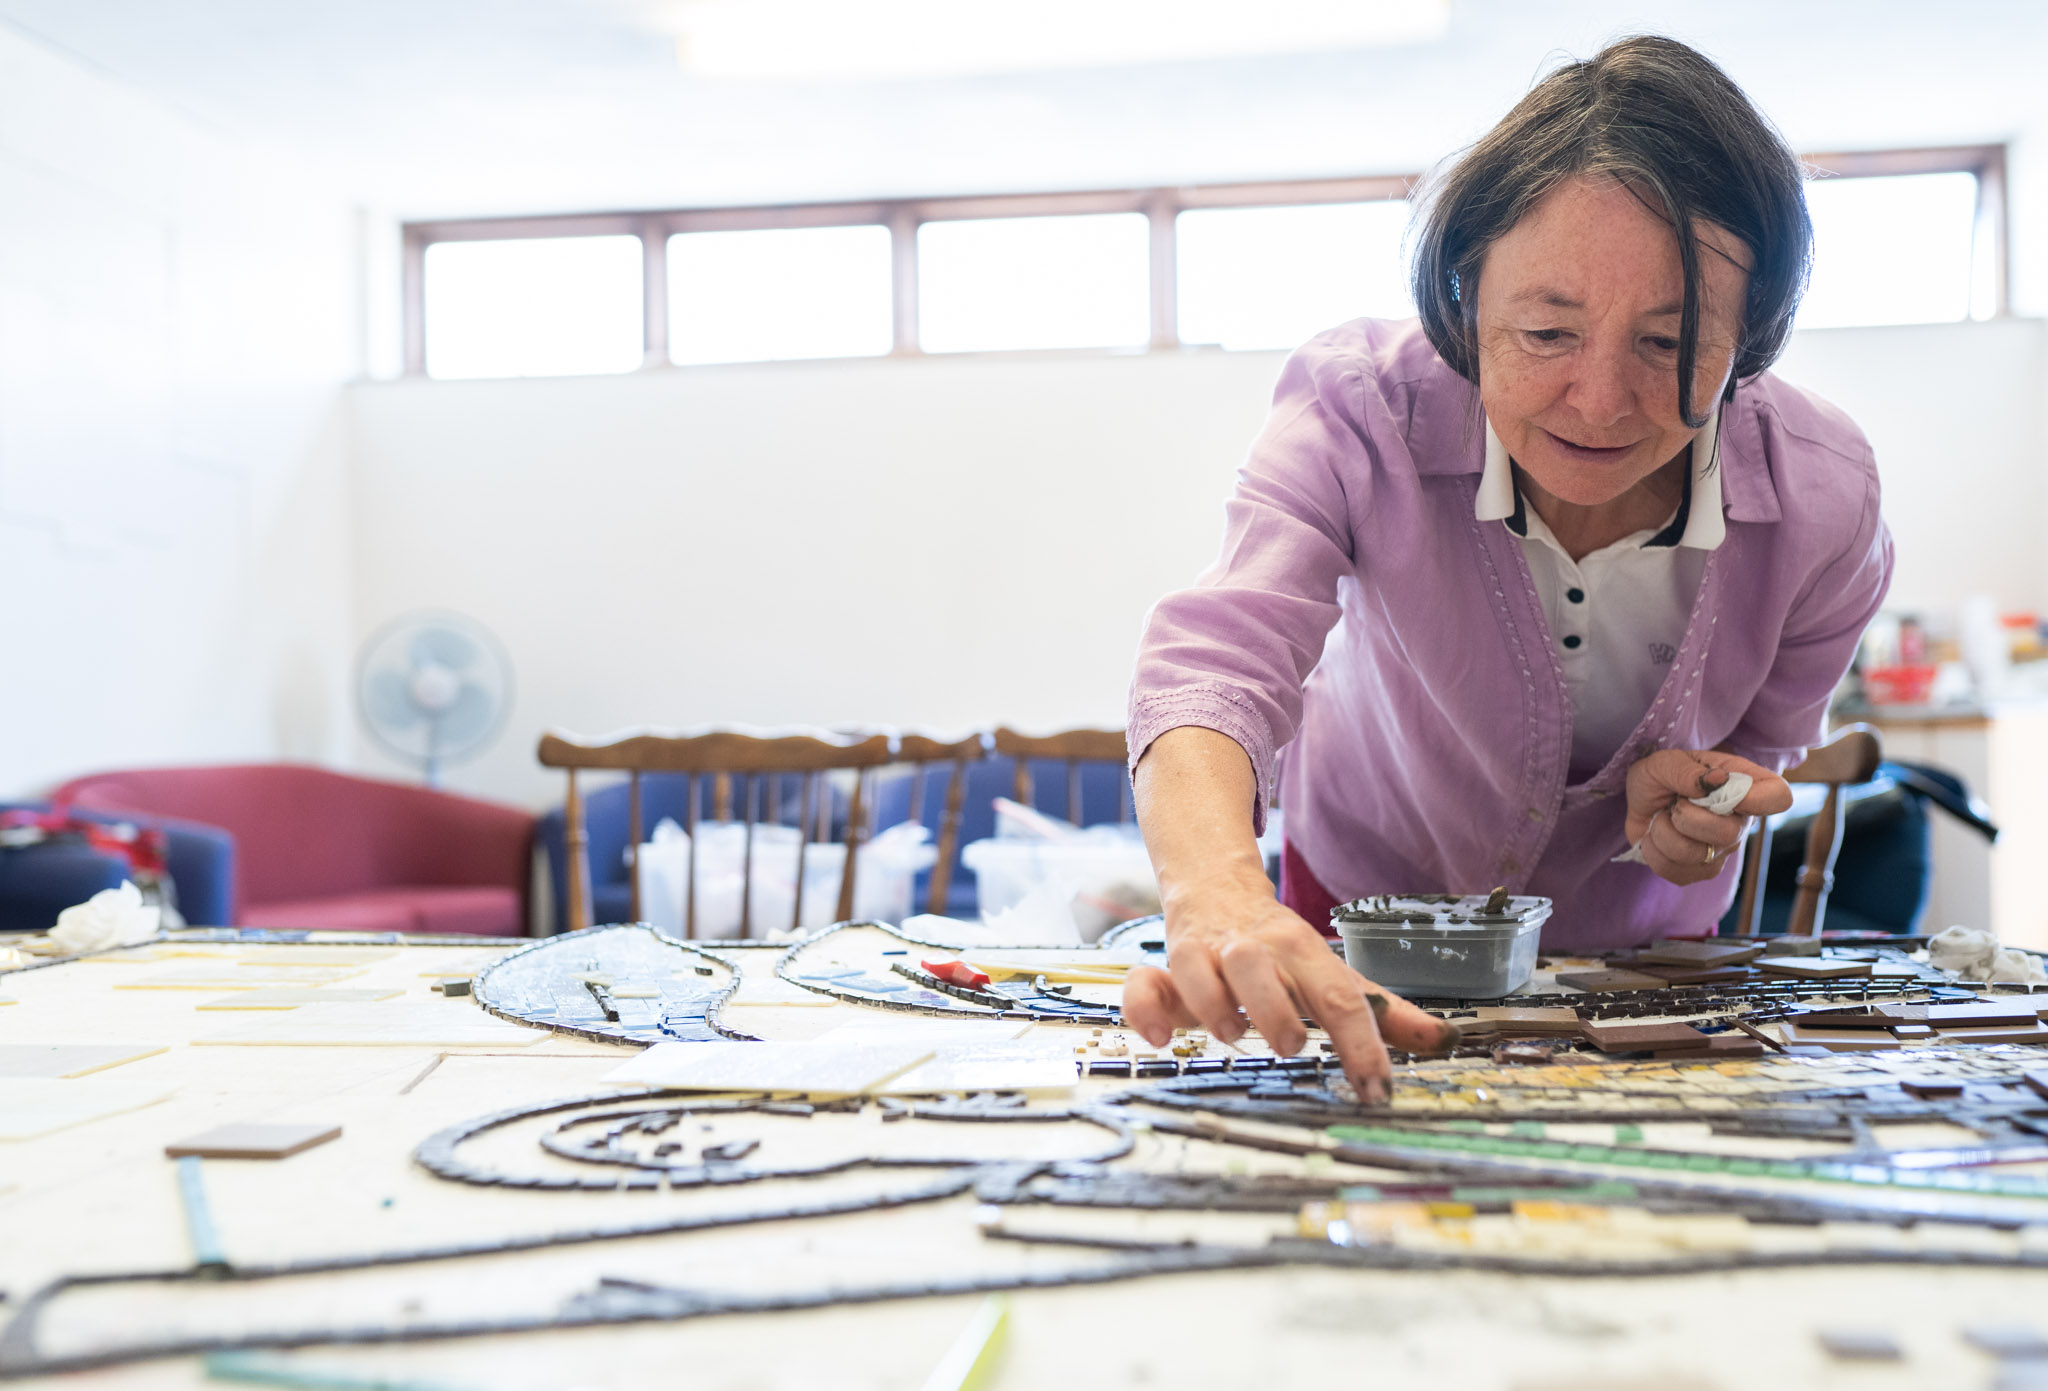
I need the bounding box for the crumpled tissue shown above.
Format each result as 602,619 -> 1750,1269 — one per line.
1925,924 -> 2047,984
48,881 -> 160,954
1614,771 -> 1753,865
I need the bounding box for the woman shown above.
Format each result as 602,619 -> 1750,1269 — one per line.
1123,36 -> 1893,1101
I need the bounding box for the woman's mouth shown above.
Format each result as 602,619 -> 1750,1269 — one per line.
1542,428 -> 1638,464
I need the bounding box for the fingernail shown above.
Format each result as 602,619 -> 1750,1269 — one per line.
1356,1076 -> 1390,1106
1434,1021 -> 1463,1053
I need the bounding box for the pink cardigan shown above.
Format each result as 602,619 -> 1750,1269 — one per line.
1128,319 -> 1893,950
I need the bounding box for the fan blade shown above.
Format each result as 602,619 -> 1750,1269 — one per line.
411,627 -> 478,673
365,669 -> 427,732
433,682 -> 496,753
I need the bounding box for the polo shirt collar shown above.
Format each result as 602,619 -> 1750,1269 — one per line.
1475,406 -> 1725,551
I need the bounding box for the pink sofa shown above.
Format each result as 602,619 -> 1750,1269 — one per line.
53,765 -> 533,936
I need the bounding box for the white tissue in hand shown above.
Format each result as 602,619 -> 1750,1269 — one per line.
1612,771 -> 1755,864
1693,772 -> 1752,816
48,881 -> 160,954
1926,923 -> 2046,983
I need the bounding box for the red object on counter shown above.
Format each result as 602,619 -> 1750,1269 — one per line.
922,959 -> 991,989
1863,664 -> 1939,705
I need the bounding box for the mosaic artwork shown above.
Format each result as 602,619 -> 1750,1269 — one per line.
12,926 -> 2048,1377
472,924 -> 746,1044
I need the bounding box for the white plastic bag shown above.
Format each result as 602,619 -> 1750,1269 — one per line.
635,819 -> 936,938
964,799 -> 1159,942
1924,924 -> 2047,983
49,880 -> 159,953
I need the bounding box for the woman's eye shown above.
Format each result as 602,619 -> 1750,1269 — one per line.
1524,328 -> 1568,346
1644,336 -> 1680,354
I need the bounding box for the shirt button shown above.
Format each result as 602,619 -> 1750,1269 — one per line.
1526,808 -> 1543,822
1562,635 -> 1583,650
1567,587 -> 1585,603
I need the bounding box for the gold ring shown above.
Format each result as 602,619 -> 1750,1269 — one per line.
1703,843 -> 1718,864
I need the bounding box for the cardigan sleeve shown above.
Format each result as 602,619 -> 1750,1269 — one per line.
1127,336 -> 1381,832
1722,441 -> 1894,771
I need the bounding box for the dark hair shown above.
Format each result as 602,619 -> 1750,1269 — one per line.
1411,35 -> 1811,428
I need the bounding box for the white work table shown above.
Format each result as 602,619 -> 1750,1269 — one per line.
3,935 -> 2046,1391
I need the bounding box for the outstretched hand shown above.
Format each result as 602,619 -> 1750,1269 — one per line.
1623,748 -> 1792,886
1124,871 -> 1461,1105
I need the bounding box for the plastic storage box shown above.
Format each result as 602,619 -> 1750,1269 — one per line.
1333,893 -> 1552,998
961,833 -> 1157,940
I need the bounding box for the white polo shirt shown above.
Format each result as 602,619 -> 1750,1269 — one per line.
1475,409 -> 1725,783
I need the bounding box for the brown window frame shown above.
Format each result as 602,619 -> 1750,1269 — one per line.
1800,144 -> 2008,319
400,147 -> 2006,377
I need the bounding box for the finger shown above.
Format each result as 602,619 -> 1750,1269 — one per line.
1123,964 -> 1200,1047
1635,748 -> 1723,801
1165,938 -> 1251,1045
1360,979 -> 1464,1056
1637,817 -> 1706,883
1667,800 -> 1748,851
1689,751 -> 1794,816
1218,939 -> 1308,1056
1299,968 -> 1392,1104
1286,945 -> 1460,1057
1623,803 -> 1666,847
1731,770 -> 1793,817
1648,809 -> 1712,865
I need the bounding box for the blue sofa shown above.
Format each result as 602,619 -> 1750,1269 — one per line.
0,803 -> 234,934
537,755 -> 1132,931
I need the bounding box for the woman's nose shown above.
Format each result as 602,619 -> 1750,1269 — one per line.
1563,349 -> 1636,430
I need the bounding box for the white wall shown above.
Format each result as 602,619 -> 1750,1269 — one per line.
348,318 -> 2047,809
1775,318 -> 2048,617
0,27 -> 360,799
347,349 -> 1283,804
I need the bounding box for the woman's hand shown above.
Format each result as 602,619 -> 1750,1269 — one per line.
1125,869 -> 1461,1104
1129,727 -> 1459,1104
1623,748 -> 1792,886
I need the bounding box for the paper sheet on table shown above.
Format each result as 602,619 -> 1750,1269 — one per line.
811,1020 -> 1037,1046
879,1043 -> 1079,1096
0,1077 -> 177,1140
728,976 -> 838,1006
118,966 -> 367,990
195,988 -> 404,1010
193,1003 -> 544,1047
0,1044 -> 169,1077
602,1040 -> 935,1094
231,948 -> 399,967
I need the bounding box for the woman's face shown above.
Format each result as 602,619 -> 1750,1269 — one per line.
1474,175 -> 1752,508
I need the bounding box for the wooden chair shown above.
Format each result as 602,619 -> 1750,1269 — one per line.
538,728 -> 895,936
1731,723 -> 1884,938
888,732 -> 990,916
991,727 -> 1131,825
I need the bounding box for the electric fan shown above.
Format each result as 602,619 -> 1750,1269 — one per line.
354,611 -> 514,786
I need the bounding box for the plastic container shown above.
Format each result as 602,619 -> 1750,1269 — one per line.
636,819 -> 936,939
1862,663 -> 1939,705
961,833 -> 1158,942
1333,893 -> 1551,999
